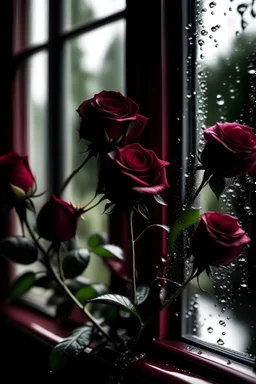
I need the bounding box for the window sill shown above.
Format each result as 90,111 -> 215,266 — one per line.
1,302 -> 255,384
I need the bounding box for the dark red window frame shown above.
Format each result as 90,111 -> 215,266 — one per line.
1,1 -> 256,383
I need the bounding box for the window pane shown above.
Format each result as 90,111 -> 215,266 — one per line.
13,0 -> 49,54
14,52 -> 51,308
63,0 -> 126,31
63,20 -> 126,284
182,0 -> 256,360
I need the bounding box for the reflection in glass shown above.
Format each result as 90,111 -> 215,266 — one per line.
63,20 -> 126,284
182,0 -> 256,359
64,0 -> 126,31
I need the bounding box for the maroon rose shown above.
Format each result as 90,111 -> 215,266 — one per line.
102,143 -> 170,205
190,212 -> 250,267
0,152 -> 35,212
77,90 -> 148,151
37,195 -> 80,242
200,122 -> 256,178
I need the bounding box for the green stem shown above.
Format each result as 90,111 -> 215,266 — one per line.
24,216 -> 113,343
81,195 -> 106,214
58,152 -> 93,197
186,171 -> 211,210
135,272 -> 195,347
128,208 -> 136,305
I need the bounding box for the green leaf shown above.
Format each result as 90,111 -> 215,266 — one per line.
63,249 -> 90,279
88,233 -> 106,248
168,208 -> 200,249
136,285 -> 150,305
56,299 -> 73,322
76,286 -> 97,303
153,194 -> 168,206
8,272 -> 36,300
49,325 -> 94,372
134,202 -> 150,221
0,236 -> 38,264
209,175 -> 225,201
86,294 -> 140,320
92,245 -> 123,260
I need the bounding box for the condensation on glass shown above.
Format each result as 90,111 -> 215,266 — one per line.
63,19 -> 126,284
64,0 -> 126,31
182,0 -> 256,360
13,0 -> 49,54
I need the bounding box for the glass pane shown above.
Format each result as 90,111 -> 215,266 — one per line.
14,52 -> 51,308
13,0 -> 49,54
182,0 -> 256,360
64,0 -> 126,31
63,20 -> 126,284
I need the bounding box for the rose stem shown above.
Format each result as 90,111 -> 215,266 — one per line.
58,151 -> 93,197
128,208 -> 137,305
24,214 -> 113,342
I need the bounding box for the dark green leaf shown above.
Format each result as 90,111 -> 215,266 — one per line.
209,175 -> 225,201
136,285 -> 150,306
88,233 -> 106,248
0,236 -> 38,264
92,245 -> 123,260
56,299 -> 73,322
63,249 -> 90,279
49,325 -> 94,372
8,272 -> 36,300
153,194 -> 168,206
134,202 -> 150,221
76,286 -> 97,303
168,208 -> 200,249
86,294 -> 140,320
34,274 -> 53,289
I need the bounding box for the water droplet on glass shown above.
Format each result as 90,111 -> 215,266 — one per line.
248,64 -> 256,75
227,360 -> 231,365
198,39 -> 204,46
219,320 -> 226,327
240,283 -> 247,288
237,4 -> 248,15
198,350 -> 202,355
217,338 -> 225,346
222,332 -> 226,336
207,327 -> 214,333
201,29 -> 208,36
186,345 -> 194,351
209,1 -> 216,8
216,94 -> 225,105
229,7 -> 232,11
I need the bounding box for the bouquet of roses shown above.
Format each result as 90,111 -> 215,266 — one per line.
0,90 -> 253,373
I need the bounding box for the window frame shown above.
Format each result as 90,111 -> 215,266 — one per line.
1,1 -> 256,383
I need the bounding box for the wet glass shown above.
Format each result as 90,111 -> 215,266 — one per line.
182,0 -> 256,360
63,19 -> 126,284
63,0 -> 126,31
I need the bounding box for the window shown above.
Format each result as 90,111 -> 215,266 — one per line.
3,0 -> 256,382
12,0 -> 126,309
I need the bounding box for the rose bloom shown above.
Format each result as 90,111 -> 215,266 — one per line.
37,195 -> 80,242
102,143 -> 170,205
0,152 -> 35,212
190,212 -> 250,267
200,122 -> 256,178
77,90 -> 148,152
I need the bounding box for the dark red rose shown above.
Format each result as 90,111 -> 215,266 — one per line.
102,143 -> 170,205
190,212 -> 250,267
77,90 -> 148,151
200,122 -> 256,178
37,195 -> 80,242
0,152 -> 35,212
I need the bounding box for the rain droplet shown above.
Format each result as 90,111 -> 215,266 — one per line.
207,327 -> 214,333
216,94 -> 224,105
248,64 -> 256,75
219,320 -> 226,327
217,338 -> 225,346
186,346 -> 194,351
240,283 -> 247,288
222,332 -> 226,336
209,1 -> 216,8
198,350 -> 202,355
237,4 -> 248,15
211,24 -> 220,32
201,29 -> 208,36
209,34 -> 213,39
198,39 -> 204,46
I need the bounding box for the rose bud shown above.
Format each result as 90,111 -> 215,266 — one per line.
37,195 -> 81,242
102,143 -> 170,206
77,90 -> 149,152
200,122 -> 256,178
190,212 -> 250,267
0,152 -> 35,212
